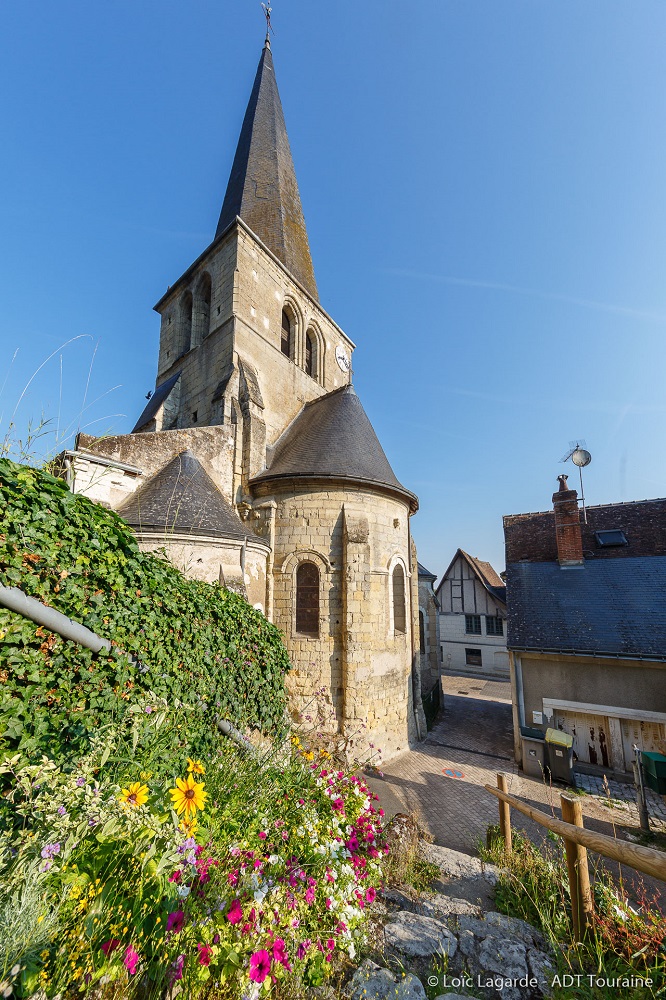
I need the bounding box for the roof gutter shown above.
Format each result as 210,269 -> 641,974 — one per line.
0,585 -> 254,752
507,644 -> 666,664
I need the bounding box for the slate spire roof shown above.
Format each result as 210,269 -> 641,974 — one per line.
251,385 -> 418,510
216,39 -> 319,301
118,450 -> 256,540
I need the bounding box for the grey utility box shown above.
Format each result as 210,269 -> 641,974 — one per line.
545,728 -> 575,785
521,727 -> 546,779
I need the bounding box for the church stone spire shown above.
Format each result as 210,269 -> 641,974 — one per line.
216,41 -> 319,301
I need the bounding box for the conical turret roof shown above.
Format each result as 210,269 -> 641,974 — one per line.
251,385 -> 418,510
216,41 -> 318,300
118,450 -> 257,539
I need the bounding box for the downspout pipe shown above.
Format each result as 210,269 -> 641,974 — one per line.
0,585 -> 255,753
0,585 -> 111,653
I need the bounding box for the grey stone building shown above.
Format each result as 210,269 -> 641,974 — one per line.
65,36 -> 432,758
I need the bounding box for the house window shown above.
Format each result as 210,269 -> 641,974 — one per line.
305,331 -> 314,377
419,610 -> 425,654
594,529 -> 628,547
465,648 -> 482,667
486,616 -> 504,636
281,310 -> 292,358
465,614 -> 482,635
296,562 -> 319,636
393,564 -> 406,634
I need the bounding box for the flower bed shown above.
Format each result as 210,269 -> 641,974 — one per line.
0,709 -> 387,998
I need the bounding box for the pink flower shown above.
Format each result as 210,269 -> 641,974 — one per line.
325,898 -> 332,910
227,899 -> 243,924
197,944 -> 213,966
331,797 -> 344,812
100,939 -> 120,956
272,939 -> 291,969
166,910 -> 185,934
169,955 -> 185,983
365,886 -> 377,903
326,938 -> 335,951
168,870 -> 182,883
258,831 -> 267,840
296,939 -> 311,960
123,946 -> 140,975
228,869 -> 239,887
249,949 -> 271,983
305,886 -> 315,904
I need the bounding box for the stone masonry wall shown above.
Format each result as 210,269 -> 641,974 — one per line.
260,482 -> 417,762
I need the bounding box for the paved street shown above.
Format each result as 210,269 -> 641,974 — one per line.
370,672 -> 665,901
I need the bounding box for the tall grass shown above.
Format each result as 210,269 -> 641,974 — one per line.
482,829 -> 666,1000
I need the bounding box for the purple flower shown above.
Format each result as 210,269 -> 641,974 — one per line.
40,843 -> 60,859
145,706 -> 153,714
76,777 -> 85,787
39,860 -> 52,873
57,806 -> 67,816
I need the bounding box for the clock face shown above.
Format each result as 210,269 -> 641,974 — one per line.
335,344 -> 351,373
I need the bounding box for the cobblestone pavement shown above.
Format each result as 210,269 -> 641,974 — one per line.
373,674 -> 666,897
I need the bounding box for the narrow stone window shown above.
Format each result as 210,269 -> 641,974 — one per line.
419,610 -> 426,653
193,273 -> 212,347
281,310 -> 292,358
305,331 -> 314,377
180,291 -> 193,355
296,561 -> 319,636
393,564 -> 406,634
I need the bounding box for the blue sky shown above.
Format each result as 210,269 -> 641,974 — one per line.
1,1 -> 665,575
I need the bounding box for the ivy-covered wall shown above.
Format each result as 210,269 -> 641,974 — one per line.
0,459 -> 291,759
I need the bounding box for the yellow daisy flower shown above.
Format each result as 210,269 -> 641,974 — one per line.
119,782 -> 149,807
186,758 -> 205,775
170,774 -> 206,817
179,816 -> 198,836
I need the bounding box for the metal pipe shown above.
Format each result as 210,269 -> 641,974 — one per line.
1,585 -> 255,752
0,585 -> 111,653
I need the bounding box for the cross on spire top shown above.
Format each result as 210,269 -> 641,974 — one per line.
261,3 -> 273,46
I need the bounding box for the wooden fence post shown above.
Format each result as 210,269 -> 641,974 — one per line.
560,793 -> 593,941
497,773 -> 512,855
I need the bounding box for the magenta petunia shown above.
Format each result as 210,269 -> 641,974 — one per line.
365,886 -> 377,903
100,939 -> 120,957
227,898 -> 243,924
123,946 -> 140,975
248,949 -> 271,983
166,910 -> 185,934
197,943 -> 213,966
272,938 -> 291,969
168,870 -> 182,883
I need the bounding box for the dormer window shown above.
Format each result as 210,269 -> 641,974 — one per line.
281,310 -> 292,358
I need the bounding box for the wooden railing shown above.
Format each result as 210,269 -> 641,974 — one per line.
486,773 -> 666,942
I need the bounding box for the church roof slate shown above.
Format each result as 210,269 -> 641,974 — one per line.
215,41 -> 318,300
118,450 -> 257,541
251,385 -> 418,510
132,371 -> 181,433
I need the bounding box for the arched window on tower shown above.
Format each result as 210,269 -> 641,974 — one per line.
393,564 -> 406,635
296,561 -> 319,637
281,310 -> 292,358
305,330 -> 314,377
180,291 -> 193,356
193,273 -> 211,347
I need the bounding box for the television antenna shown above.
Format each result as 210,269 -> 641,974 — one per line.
560,439 -> 592,522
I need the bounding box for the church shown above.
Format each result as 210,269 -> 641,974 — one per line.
66,33 -> 428,759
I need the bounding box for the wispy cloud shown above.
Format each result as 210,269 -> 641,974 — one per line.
381,268 -> 666,325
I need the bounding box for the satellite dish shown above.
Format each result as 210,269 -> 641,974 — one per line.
572,448 -> 591,468
559,439 -> 592,522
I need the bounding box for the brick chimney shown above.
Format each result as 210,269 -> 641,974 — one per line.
553,474 -> 583,566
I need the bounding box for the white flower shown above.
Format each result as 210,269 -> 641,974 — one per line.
177,886 -> 191,899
